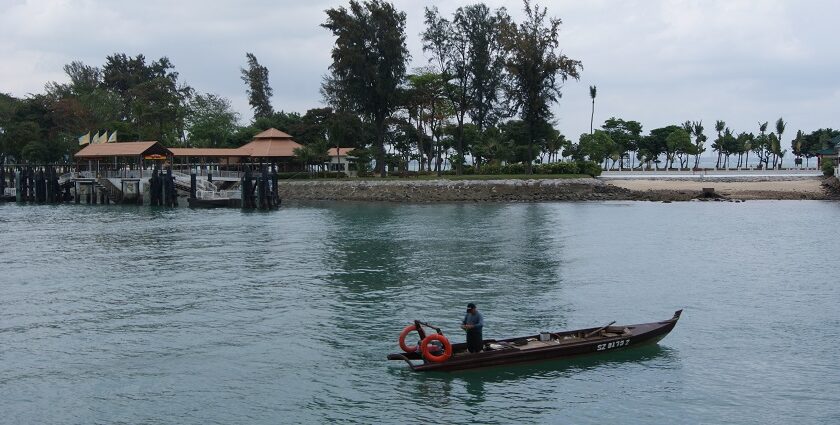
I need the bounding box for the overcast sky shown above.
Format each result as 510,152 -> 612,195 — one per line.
2,0 -> 838,146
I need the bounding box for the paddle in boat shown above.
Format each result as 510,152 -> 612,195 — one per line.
387,310 -> 682,372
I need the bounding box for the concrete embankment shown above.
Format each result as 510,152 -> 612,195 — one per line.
277,178 -> 632,202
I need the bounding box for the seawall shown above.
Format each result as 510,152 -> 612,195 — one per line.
276,176 -> 833,202
277,178 -> 632,202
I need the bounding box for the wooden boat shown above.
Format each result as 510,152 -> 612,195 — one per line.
387,310 -> 682,372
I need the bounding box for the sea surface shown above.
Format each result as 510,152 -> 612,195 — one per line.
1,200 -> 839,424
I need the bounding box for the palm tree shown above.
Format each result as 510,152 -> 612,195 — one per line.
758,121 -> 768,169
692,121 -> 705,169
774,117 -> 786,169
589,85 -> 597,134
744,137 -> 752,168
714,120 -> 725,169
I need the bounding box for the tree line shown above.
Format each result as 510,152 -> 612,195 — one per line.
1,0 -> 836,174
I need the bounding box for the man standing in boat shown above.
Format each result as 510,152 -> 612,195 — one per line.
461,303 -> 484,353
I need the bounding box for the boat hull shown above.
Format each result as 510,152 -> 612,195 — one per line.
388,310 -> 682,372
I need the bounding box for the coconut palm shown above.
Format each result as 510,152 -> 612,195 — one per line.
589,85 -> 597,134
692,121 -> 706,169
758,121 -> 769,169
774,117 -> 786,169
714,120 -> 725,168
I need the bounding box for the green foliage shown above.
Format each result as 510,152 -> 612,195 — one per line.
421,4 -> 510,175
102,54 -> 189,144
322,0 -> 409,177
185,93 -> 240,147
578,130 -> 616,165
822,158 -> 835,177
498,119 -> 555,163
500,0 -> 582,173
293,139 -> 330,167
459,5 -> 509,133
472,160 -> 599,177
664,127 -> 692,169
577,160 -> 603,177
241,53 -> 274,119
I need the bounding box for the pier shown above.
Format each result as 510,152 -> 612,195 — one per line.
0,128 -> 307,210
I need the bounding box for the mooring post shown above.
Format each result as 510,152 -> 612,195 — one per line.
257,166 -> 266,210
21,168 -> 28,202
166,167 -> 176,207
271,165 -> 279,208
150,168 -> 160,206
15,169 -> 22,203
25,168 -> 33,202
46,167 -> 53,203
35,169 -> 46,203
190,173 -> 197,199
241,168 -> 252,210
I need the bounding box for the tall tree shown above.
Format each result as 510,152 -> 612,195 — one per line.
422,5 -> 510,175
185,93 -> 240,147
405,71 -> 451,173
102,53 -> 189,144
461,5 -> 509,144
774,117 -> 786,169
241,53 -> 274,119
713,120 -> 725,169
665,127 -> 691,169
757,121 -> 769,169
602,117 -> 642,169
589,85 -> 597,134
500,0 -> 582,174
691,121 -> 706,169
322,0 -> 409,177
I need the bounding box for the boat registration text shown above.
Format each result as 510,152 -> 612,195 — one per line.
596,339 -> 630,351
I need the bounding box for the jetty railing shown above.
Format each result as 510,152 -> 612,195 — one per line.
171,166 -> 244,179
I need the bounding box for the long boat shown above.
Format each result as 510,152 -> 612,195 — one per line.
387,309 -> 682,372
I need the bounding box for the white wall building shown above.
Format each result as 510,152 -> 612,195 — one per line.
326,147 -> 358,177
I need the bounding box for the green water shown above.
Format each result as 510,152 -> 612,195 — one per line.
1,201 -> 839,424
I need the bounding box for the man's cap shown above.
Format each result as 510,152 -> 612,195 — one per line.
467,303 -> 476,309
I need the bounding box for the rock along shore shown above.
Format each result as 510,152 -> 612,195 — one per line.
278,178 -> 624,202
276,177 -> 833,202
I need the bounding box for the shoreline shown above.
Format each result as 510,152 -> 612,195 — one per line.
277,176 -> 837,202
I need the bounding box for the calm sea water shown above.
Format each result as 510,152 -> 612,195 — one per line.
2,201 -> 839,424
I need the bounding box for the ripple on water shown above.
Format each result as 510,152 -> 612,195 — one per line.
1,201 -> 840,424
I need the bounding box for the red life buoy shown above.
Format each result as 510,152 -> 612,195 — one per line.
398,324 -> 421,352
420,334 -> 453,363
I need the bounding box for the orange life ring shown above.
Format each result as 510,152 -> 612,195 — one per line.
420,334 -> 453,363
398,324 -> 421,352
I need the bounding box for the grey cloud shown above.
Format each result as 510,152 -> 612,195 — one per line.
1,0 -> 837,142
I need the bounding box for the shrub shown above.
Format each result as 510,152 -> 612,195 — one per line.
479,163 -> 503,175
501,163 -> 526,174
535,162 -> 580,175
822,158 -> 835,177
577,160 -> 603,177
